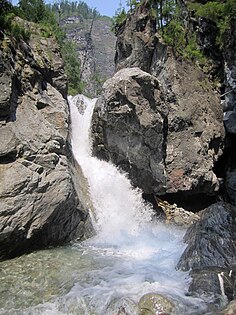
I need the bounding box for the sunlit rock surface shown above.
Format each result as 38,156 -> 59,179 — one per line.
0,22 -> 88,260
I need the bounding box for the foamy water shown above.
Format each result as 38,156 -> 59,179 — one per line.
0,95 -> 208,315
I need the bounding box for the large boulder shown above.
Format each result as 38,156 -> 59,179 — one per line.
92,67 -> 167,194
0,22 -> 89,259
92,65 -> 224,196
94,0 -> 225,198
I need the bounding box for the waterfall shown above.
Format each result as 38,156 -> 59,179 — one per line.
0,95 -> 207,315
69,94 -> 154,244
65,95 -> 207,314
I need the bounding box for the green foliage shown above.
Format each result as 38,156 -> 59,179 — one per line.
161,2 -> 208,65
187,0 -> 236,48
61,40 -> 84,95
126,0 -> 141,11
47,1 -> 100,20
18,0 -> 46,23
112,7 -> 127,34
0,0 -> 12,16
163,19 -> 185,53
184,35 -> 208,65
188,2 -> 225,24
0,1 -> 31,41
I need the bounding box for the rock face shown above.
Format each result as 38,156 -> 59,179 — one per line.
63,15 -> 116,97
115,2 -> 157,73
92,67 -> 167,194
92,61 -> 224,196
222,19 -> 236,205
91,1 -> 225,199
177,202 -> 236,309
152,45 -> 224,195
0,22 -> 89,259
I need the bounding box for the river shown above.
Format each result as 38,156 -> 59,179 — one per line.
0,95 -> 207,315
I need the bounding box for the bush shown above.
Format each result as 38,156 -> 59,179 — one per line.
0,10 -> 31,41
163,19 -> 185,53
112,7 -> 127,34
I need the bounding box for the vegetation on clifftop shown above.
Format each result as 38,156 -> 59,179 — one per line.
0,0 -> 99,95
112,0 -> 236,65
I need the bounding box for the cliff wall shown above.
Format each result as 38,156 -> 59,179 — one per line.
63,15 -> 116,97
0,20 -> 90,259
92,3 -> 225,207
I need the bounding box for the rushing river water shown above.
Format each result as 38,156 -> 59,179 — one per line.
0,95 -> 208,315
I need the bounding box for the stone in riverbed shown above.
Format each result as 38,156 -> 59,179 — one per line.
177,202 -> 236,309
138,293 -> 175,315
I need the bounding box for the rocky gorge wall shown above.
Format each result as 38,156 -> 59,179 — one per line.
0,21 -> 91,260
92,3 -> 225,208
63,15 -> 116,97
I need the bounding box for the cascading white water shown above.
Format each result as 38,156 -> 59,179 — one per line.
69,94 -> 154,244
65,95 -> 207,314
0,95 -> 208,315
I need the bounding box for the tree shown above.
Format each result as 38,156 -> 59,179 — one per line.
0,0 -> 12,16
18,0 -> 46,23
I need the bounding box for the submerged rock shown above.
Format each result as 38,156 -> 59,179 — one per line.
211,300 -> 236,315
138,293 -> 174,315
177,202 -> 236,309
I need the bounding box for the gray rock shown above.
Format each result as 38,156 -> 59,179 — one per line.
224,19 -> 236,114
151,42 -> 224,195
92,63 -> 224,196
225,171 -> 236,205
0,22 -> 89,259
94,3 -> 225,197
177,202 -> 236,307
92,67 -> 167,194
63,16 -> 116,97
115,2 -> 157,73
224,111 -> 236,134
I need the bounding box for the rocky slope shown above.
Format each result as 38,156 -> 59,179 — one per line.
63,15 -> 116,97
0,20 -> 91,260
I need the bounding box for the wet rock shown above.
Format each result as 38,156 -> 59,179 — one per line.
224,111 -> 236,134
138,293 -> 174,315
177,202 -> 236,307
225,171 -> 236,205
211,300 -> 236,315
